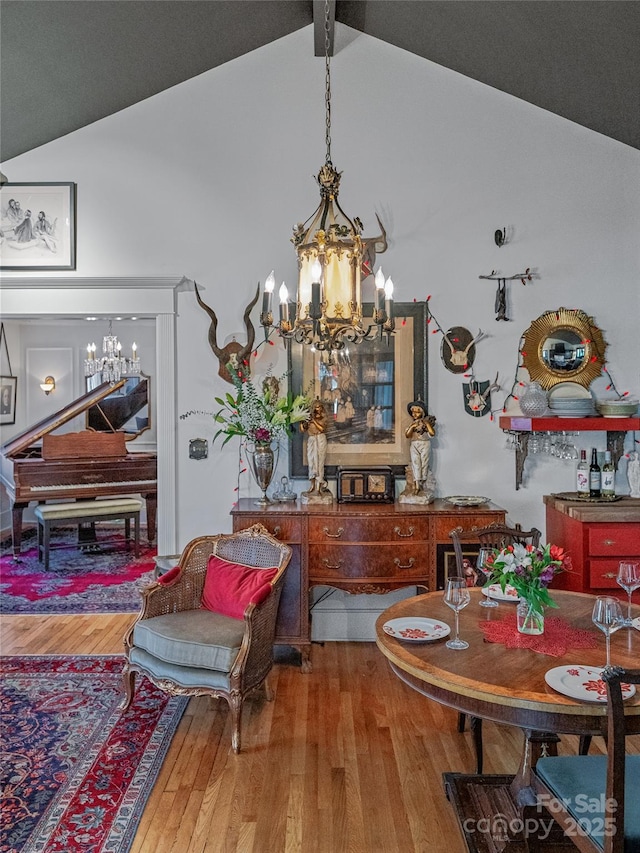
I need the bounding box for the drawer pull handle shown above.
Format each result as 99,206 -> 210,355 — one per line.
602,572 -> 617,579
272,526 -> 282,537
323,527 -> 344,539
322,558 -> 343,569
394,557 -> 416,570
602,539 -> 615,546
394,526 -> 415,538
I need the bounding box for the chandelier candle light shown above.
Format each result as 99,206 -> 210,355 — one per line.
259,0 -> 394,352
84,320 -> 141,383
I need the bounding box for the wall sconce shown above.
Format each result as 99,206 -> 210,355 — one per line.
40,376 -> 56,395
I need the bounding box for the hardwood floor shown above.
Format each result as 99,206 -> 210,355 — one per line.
0,614 -> 613,853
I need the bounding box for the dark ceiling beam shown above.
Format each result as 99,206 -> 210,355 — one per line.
314,0 -> 335,56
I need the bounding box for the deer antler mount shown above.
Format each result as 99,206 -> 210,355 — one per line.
194,282 -> 260,384
440,326 -> 485,374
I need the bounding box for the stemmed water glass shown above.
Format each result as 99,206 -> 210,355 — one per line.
476,548 -> 498,608
444,577 -> 471,649
591,596 -> 625,671
616,561 -> 640,627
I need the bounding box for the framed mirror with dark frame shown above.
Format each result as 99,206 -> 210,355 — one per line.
288,301 -> 428,478
85,373 -> 151,439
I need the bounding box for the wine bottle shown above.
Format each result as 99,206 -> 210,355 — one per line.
589,448 -> 601,498
601,450 -> 615,497
576,450 -> 589,494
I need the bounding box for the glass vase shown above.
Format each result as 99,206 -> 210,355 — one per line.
246,442 -> 278,506
519,381 -> 549,417
517,598 -> 545,635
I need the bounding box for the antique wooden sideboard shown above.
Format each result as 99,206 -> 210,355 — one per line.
231,498 -> 505,669
545,494 -> 640,594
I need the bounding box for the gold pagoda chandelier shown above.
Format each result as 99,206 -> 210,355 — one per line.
260,0 -> 394,351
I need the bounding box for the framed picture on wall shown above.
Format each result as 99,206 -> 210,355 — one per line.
0,182 -> 76,270
0,376 -> 17,425
288,301 -> 428,478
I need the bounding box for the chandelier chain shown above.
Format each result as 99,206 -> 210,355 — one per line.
324,0 -> 332,165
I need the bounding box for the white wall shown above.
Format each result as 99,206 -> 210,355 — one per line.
3,24 -> 640,549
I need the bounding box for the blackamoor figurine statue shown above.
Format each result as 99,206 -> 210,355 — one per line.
400,399 -> 436,504
300,399 -> 333,504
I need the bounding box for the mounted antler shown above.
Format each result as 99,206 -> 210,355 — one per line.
360,214 -> 388,279
194,282 -> 260,384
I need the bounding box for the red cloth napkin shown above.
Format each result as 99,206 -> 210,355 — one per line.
479,613 -> 599,657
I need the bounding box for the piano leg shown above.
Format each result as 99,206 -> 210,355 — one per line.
144,493 -> 157,544
11,502 -> 27,556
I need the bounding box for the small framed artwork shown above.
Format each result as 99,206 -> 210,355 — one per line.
0,182 -> 76,270
0,376 -> 17,425
288,301 -> 428,478
436,544 -> 480,590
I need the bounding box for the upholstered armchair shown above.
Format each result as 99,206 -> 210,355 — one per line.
122,524 -> 291,753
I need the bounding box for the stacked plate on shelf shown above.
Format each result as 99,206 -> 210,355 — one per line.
595,398 -> 639,418
548,383 -> 596,418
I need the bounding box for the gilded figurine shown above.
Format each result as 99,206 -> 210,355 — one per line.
300,399 -> 332,504
400,400 -> 436,504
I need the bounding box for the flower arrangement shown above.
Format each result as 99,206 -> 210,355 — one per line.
484,542 -> 572,617
211,369 -> 310,447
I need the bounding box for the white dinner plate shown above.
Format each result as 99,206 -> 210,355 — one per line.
632,617 -> 640,631
545,665 -> 636,703
382,617 -> 451,642
444,495 -> 490,507
481,584 -> 520,602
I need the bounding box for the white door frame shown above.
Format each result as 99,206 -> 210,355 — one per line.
1,276 -> 188,554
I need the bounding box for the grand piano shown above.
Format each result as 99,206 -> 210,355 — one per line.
1,379 -> 157,556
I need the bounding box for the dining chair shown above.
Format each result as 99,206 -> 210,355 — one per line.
121,523 -> 291,753
525,666 -> 640,853
449,522 -> 542,774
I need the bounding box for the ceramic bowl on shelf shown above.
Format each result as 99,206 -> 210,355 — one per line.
595,399 -> 639,418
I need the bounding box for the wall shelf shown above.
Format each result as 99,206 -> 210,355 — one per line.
499,416 -> 640,490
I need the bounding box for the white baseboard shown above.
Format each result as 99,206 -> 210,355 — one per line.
310,586 -> 417,642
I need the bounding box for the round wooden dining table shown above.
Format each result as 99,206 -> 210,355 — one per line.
375,588 -> 640,793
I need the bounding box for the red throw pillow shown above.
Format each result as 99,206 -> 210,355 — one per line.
201,555 -> 278,620
157,566 -> 181,585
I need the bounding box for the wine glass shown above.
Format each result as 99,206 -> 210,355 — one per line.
444,577 -> 471,649
616,561 -> 640,627
591,596 -> 625,670
476,548 -> 498,608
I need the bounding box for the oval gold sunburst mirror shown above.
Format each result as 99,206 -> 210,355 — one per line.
521,307 -> 607,390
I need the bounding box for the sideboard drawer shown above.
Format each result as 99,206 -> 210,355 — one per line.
432,512 -> 505,541
589,560 -> 625,589
234,515 -> 302,544
588,525 -> 640,556
308,515 -> 429,543
309,543 -> 428,581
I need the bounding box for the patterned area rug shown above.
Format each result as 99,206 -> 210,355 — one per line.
0,528 -> 157,615
0,655 -> 187,853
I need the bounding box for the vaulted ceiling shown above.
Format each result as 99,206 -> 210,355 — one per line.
2,0 -> 639,163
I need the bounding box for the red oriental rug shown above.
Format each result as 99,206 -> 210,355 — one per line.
0,655 -> 187,853
0,528 -> 157,615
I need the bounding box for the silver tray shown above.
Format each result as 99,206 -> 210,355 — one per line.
551,491 -> 622,503
444,495 -> 490,507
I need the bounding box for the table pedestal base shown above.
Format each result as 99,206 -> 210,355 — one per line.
443,773 -> 574,853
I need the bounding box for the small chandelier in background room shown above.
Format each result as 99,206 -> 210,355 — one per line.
84,319 -> 141,383
260,0 -> 394,352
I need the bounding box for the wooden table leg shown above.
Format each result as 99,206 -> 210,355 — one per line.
510,729 -> 560,806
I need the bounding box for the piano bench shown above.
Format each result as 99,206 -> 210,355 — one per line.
34,498 -> 143,570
